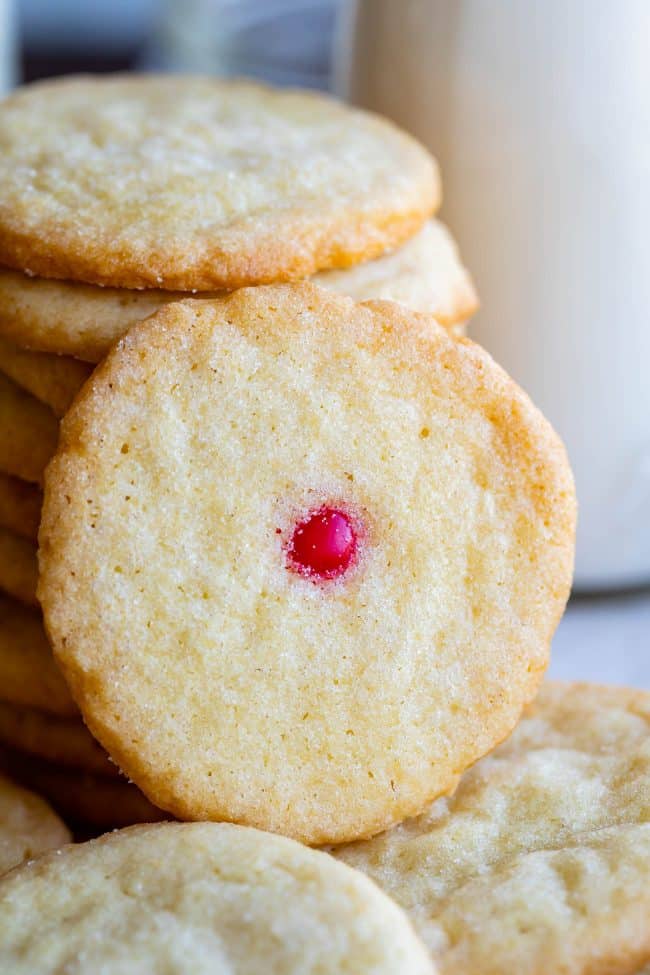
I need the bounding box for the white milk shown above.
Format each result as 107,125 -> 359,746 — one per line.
338,0 -> 650,589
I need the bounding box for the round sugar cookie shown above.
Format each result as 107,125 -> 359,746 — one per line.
0,268 -> 176,362
0,372 -> 58,484
0,594 -> 77,718
334,681 -> 650,975
0,527 -> 37,607
0,220 -> 471,362
0,702 -> 117,778
0,337 -> 91,417
0,821 -> 435,975
0,75 -> 438,291
0,773 -> 69,876
317,219 -> 477,329
0,750 -> 162,830
39,285 -> 575,845
0,473 -> 41,542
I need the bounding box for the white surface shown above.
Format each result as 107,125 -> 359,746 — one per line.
340,0 -> 650,590
550,589 -> 650,688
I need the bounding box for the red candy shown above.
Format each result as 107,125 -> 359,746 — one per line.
287,506 -> 357,580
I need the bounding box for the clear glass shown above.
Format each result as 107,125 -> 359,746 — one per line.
339,0 -> 650,591
148,0 -> 341,90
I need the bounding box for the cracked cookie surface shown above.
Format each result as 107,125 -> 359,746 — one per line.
334,681 -> 650,975
0,821 -> 434,974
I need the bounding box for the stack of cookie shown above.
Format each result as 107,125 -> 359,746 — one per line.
0,73 -> 647,975
3,681 -> 648,975
0,76 -> 477,829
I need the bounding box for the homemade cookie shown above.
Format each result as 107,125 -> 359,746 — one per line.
0,527 -> 37,607
0,220 -> 472,362
334,681 -> 650,975
0,773 -> 69,876
39,285 -> 575,844
0,473 -> 40,542
0,337 -> 91,417
0,821 -> 435,974
0,75 -> 438,290
0,595 -> 77,718
0,372 -> 58,483
0,750 -> 162,830
0,268 -> 175,362
318,220 -> 477,329
0,702 -> 117,778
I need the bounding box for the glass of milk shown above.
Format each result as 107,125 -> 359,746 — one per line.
147,0 -> 338,90
338,0 -> 650,590
0,0 -> 17,96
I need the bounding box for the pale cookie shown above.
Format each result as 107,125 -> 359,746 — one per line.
0,773 -> 69,876
334,681 -> 650,975
0,594 -> 77,718
0,337 -> 91,417
0,75 -> 438,290
0,220 -> 471,362
39,285 -> 575,844
0,702 -> 117,778
0,473 -> 41,542
0,821 -> 435,974
0,750 -> 162,830
317,220 -> 477,329
0,372 -> 58,483
0,527 -> 37,607
0,268 -> 176,362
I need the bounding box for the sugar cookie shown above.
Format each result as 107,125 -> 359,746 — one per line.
0,75 -> 437,290
0,773 -> 69,876
0,702 -> 117,778
0,750 -> 162,830
39,285 -> 575,844
0,220 -> 471,362
0,821 -> 434,974
0,473 -> 40,542
0,372 -> 58,483
0,527 -> 37,607
334,682 -> 650,975
0,595 -> 77,718
0,337 -> 91,417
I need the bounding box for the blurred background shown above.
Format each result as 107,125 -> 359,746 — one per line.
9,0 -> 339,89
1,0 -> 648,682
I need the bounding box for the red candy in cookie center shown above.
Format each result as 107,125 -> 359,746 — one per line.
287,506 -> 357,580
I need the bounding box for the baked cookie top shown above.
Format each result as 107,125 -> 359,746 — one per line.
0,821 -> 435,974
0,220 -> 470,362
0,772 -> 69,876
0,75 -> 438,290
38,285 -> 575,845
334,681 -> 650,975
